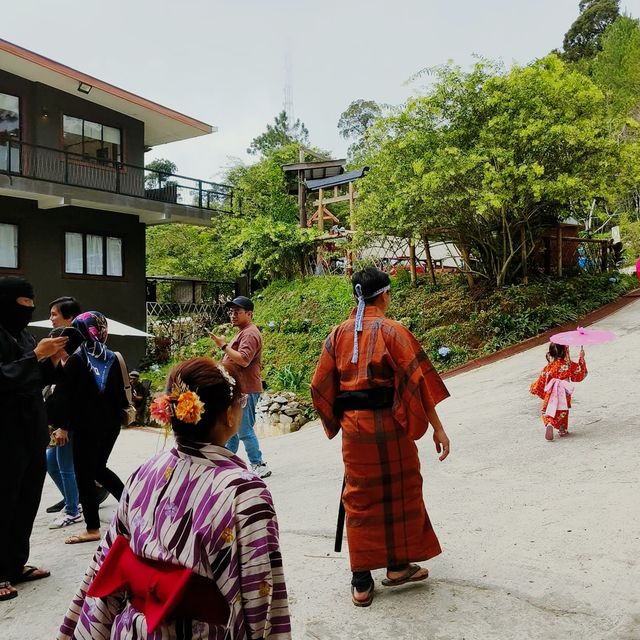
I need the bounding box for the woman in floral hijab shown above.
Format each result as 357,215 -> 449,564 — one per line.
48,311 -> 129,544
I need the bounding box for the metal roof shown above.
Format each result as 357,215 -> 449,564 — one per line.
305,167 -> 369,191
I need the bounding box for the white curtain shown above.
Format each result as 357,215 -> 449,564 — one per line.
65,232 -> 83,273
0,223 -> 17,268
86,234 -> 103,275
106,236 -> 122,276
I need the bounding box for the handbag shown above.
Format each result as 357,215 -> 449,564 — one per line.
114,352 -> 137,426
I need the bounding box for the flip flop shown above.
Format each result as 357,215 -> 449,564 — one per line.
351,582 -> 374,607
12,565 -> 50,584
0,581 -> 18,601
65,534 -> 101,545
545,424 -> 554,441
381,564 -> 429,587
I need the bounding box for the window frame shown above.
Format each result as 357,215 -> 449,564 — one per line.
63,230 -> 125,280
0,222 -> 20,271
62,115 -> 122,165
0,91 -> 21,173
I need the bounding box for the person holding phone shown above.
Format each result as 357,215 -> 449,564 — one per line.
44,297 -> 84,529
48,311 -> 128,545
0,277 -> 68,601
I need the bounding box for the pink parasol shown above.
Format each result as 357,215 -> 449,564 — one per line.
550,326 -> 615,346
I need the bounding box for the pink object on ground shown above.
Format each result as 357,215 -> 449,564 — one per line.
550,326 -> 615,346
545,424 -> 554,441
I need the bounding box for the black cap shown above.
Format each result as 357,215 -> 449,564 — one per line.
225,296 -> 254,312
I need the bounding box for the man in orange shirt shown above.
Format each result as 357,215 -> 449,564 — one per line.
211,296 -> 271,478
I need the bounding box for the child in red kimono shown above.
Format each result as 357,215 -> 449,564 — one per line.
530,343 -> 587,441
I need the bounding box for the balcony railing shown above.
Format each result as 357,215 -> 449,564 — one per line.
0,139 -> 233,213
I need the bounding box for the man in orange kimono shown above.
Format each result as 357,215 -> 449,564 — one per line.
311,268 -> 451,607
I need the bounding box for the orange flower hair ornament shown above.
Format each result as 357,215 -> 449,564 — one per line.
150,378 -> 205,427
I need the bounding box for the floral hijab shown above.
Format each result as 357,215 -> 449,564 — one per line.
72,311 -> 116,392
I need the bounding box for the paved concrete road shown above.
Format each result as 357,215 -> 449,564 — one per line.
2,301 -> 639,640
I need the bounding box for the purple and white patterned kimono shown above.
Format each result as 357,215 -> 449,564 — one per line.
58,442 -> 291,639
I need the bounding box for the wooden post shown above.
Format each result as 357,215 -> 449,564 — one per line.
298,147 -> 306,228
543,236 -> 551,275
318,188 -> 324,231
601,240 -> 608,272
348,181 -> 355,229
298,170 -> 307,227
422,234 -> 437,286
557,225 -> 563,277
409,238 -> 417,287
346,181 -> 356,277
521,225 -> 528,284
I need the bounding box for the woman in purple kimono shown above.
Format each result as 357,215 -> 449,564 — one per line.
58,357 -> 291,639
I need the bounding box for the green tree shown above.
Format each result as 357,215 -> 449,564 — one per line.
562,0 -> 620,62
247,111 -> 309,156
145,158 -> 178,188
221,144 -> 318,279
337,99 -> 386,160
146,224 -> 230,281
591,16 -> 640,116
358,57 -> 622,287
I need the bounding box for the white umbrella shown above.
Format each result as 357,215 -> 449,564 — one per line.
29,317 -> 152,337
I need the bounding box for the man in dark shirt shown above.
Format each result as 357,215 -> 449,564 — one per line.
0,277 -> 68,601
211,296 -> 271,478
129,370 -> 149,425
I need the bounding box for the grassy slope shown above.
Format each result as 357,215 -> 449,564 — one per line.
254,272 -> 636,396
142,272 -> 636,398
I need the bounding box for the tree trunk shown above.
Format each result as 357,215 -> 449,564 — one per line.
422,233 -> 437,286
458,245 -> 475,288
409,238 -> 417,287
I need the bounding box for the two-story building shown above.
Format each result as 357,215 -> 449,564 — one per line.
0,38 -> 231,365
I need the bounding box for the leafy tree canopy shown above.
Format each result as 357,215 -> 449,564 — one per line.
563,0 -> 620,62
145,158 -> 178,188
357,56 -> 622,286
146,224 -> 230,281
219,144 -> 318,280
337,99 -> 386,160
247,110 -> 309,156
591,16 -> 640,116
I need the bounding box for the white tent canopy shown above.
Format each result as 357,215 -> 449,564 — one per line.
29,317 -> 152,337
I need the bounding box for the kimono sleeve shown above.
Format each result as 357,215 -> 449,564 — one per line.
529,369 -> 548,399
383,322 -> 449,440
570,355 -> 587,382
235,484 -> 291,639
57,480 -> 133,640
310,329 -> 341,439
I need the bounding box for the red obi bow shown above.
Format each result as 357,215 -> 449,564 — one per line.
87,535 -> 230,632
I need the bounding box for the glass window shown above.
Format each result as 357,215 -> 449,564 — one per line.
65,232 -> 123,277
63,116 -> 121,163
0,93 -> 20,172
62,116 -> 83,155
0,223 -> 18,268
65,232 -> 84,273
86,234 -> 104,275
106,236 -> 123,276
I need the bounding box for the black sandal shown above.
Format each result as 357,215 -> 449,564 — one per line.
12,565 -> 50,584
0,581 -> 18,601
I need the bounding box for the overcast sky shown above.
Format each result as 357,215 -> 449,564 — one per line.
5,0 -> 640,183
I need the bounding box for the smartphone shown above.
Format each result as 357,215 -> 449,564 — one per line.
48,326 -> 84,355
